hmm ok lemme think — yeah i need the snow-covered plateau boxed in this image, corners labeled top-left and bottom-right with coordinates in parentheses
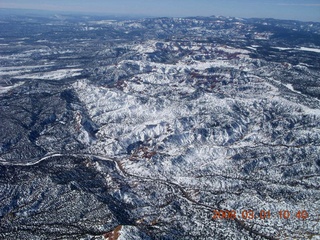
top-left (0, 13), bottom-right (319, 240)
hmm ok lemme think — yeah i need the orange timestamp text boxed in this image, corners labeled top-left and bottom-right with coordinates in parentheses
top-left (212, 209), bottom-right (309, 220)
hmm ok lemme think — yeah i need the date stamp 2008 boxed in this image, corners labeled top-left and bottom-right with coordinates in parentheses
top-left (212, 209), bottom-right (309, 220)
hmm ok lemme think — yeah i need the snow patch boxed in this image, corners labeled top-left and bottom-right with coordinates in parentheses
top-left (298, 47), bottom-right (320, 53)
top-left (13, 69), bottom-right (82, 80)
top-left (0, 82), bottom-right (24, 94)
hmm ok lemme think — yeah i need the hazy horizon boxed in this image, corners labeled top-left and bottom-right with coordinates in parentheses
top-left (1, 0), bottom-right (320, 22)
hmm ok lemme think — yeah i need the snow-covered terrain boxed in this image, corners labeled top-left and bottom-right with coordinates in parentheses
top-left (0, 13), bottom-right (319, 240)
top-left (13, 68), bottom-right (83, 80)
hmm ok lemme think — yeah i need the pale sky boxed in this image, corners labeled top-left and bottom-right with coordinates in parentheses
top-left (1, 0), bottom-right (320, 22)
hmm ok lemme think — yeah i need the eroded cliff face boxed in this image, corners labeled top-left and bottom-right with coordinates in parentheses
top-left (0, 14), bottom-right (319, 239)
